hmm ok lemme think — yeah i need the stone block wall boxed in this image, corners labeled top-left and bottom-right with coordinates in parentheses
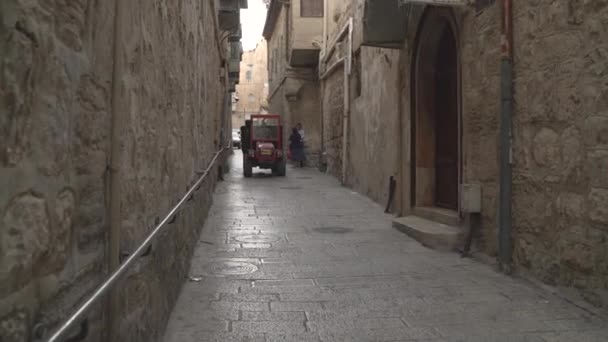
top-left (0, 0), bottom-right (228, 341)
top-left (399, 1), bottom-right (608, 308)
top-left (321, 70), bottom-right (344, 177)
top-left (459, 4), bottom-right (501, 255)
top-left (510, 0), bottom-right (608, 307)
top-left (1, 0), bottom-right (115, 340)
top-left (348, 47), bottom-right (401, 205)
top-left (285, 77), bottom-right (323, 167)
top-left (267, 5), bottom-right (287, 94)
top-left (320, 1), bottom-right (403, 203)
top-left (268, 69), bottom-right (322, 168)
top-left (234, 39), bottom-right (269, 118)
top-left (320, 0), bottom-right (607, 309)
top-left (266, 1), bottom-right (323, 168)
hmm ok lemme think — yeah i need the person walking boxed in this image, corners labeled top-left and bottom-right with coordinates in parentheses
top-left (296, 123), bottom-right (305, 142)
top-left (289, 127), bottom-right (306, 167)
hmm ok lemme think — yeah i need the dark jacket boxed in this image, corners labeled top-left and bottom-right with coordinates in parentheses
top-left (289, 130), bottom-right (303, 150)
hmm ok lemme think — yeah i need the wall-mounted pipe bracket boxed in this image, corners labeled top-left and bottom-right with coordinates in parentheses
top-left (119, 245), bottom-right (153, 264)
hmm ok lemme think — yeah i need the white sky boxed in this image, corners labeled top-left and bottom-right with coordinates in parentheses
top-left (241, 0), bottom-right (268, 51)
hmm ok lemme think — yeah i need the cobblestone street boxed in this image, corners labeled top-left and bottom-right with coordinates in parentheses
top-left (164, 152), bottom-right (608, 342)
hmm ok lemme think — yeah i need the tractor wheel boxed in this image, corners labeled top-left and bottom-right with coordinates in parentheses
top-left (243, 156), bottom-right (253, 178)
top-left (276, 160), bottom-right (286, 177)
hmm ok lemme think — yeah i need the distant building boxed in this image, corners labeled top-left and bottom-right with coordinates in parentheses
top-left (232, 39), bottom-right (269, 129)
top-left (263, 0), bottom-right (324, 165)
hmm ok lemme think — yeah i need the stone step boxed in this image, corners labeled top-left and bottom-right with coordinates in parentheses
top-left (393, 216), bottom-right (464, 252)
top-left (411, 206), bottom-right (460, 226)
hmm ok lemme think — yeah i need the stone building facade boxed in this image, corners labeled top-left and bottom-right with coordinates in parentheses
top-left (317, 0), bottom-right (608, 310)
top-left (0, 0), bottom-right (243, 341)
top-left (263, 0), bottom-right (324, 166)
top-left (232, 39), bottom-right (269, 129)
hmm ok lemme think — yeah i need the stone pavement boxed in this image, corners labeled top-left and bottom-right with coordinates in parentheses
top-left (163, 152), bottom-right (608, 342)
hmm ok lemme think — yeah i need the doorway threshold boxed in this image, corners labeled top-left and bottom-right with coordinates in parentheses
top-left (393, 215), bottom-right (464, 252)
top-left (411, 206), bottom-right (460, 226)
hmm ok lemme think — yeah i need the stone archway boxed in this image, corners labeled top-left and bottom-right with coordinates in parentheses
top-left (411, 7), bottom-right (460, 211)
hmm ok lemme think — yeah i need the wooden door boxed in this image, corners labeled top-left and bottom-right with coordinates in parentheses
top-left (434, 27), bottom-right (458, 210)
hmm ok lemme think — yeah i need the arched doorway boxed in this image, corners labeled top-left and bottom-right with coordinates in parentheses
top-left (411, 7), bottom-right (460, 211)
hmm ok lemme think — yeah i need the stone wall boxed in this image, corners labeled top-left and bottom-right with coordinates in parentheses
top-left (266, 2), bottom-right (322, 167)
top-left (324, 0), bottom-right (351, 47)
top-left (268, 68), bottom-right (322, 167)
top-left (456, 4), bottom-right (501, 255)
top-left (320, 70), bottom-right (344, 177)
top-left (267, 5), bottom-right (287, 93)
top-left (291, 0), bottom-right (324, 51)
top-left (0, 0), bottom-right (228, 341)
top-left (347, 47), bottom-right (401, 205)
top-left (510, 0), bottom-right (608, 307)
top-left (284, 72), bottom-right (322, 166)
top-left (1, 0), bottom-right (115, 340)
top-left (396, 0), bottom-right (608, 309)
top-left (320, 0), bottom-right (608, 309)
top-left (320, 1), bottom-right (402, 201)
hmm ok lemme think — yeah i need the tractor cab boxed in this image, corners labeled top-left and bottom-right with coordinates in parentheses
top-left (240, 115), bottom-right (285, 177)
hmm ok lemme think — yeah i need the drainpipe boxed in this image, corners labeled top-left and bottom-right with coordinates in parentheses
top-left (285, 1), bottom-right (290, 62)
top-left (340, 18), bottom-right (353, 185)
top-left (498, 0), bottom-right (513, 273)
top-left (323, 0), bottom-right (328, 52)
top-left (106, 0), bottom-right (124, 339)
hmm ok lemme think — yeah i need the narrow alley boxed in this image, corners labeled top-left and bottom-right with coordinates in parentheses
top-left (3, 1), bottom-right (608, 341)
top-left (163, 152), bottom-right (608, 342)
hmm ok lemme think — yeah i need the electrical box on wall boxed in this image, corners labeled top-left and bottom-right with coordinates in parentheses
top-left (461, 184), bottom-right (481, 213)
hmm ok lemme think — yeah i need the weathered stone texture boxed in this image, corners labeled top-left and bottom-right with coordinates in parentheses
top-left (0, 0), bottom-right (112, 330)
top-left (233, 39), bottom-right (269, 129)
top-left (321, 71), bottom-right (344, 177)
top-left (266, 3), bottom-right (322, 168)
top-left (0, 309), bottom-right (29, 342)
top-left (317, 0), bottom-right (608, 309)
top-left (458, 4), bottom-right (501, 255)
top-left (268, 69), bottom-right (322, 167)
top-left (348, 47), bottom-right (401, 205)
top-left (1, 0), bottom-right (228, 340)
top-left (510, 0), bottom-right (608, 307)
top-left (112, 1), bottom-right (226, 340)
top-left (1, 193), bottom-right (53, 309)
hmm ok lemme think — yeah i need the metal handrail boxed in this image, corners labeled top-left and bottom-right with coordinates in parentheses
top-left (43, 147), bottom-right (227, 342)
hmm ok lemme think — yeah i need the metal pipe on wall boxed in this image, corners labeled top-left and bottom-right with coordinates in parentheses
top-left (323, 0), bottom-right (328, 53)
top-left (340, 18), bottom-right (353, 185)
top-left (498, 0), bottom-right (513, 273)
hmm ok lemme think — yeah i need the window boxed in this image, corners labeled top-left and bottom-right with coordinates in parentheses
top-left (246, 70), bottom-right (252, 81)
top-left (301, 0), bottom-right (323, 17)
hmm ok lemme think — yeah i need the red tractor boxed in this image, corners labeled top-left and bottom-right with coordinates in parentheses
top-left (240, 115), bottom-right (286, 177)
